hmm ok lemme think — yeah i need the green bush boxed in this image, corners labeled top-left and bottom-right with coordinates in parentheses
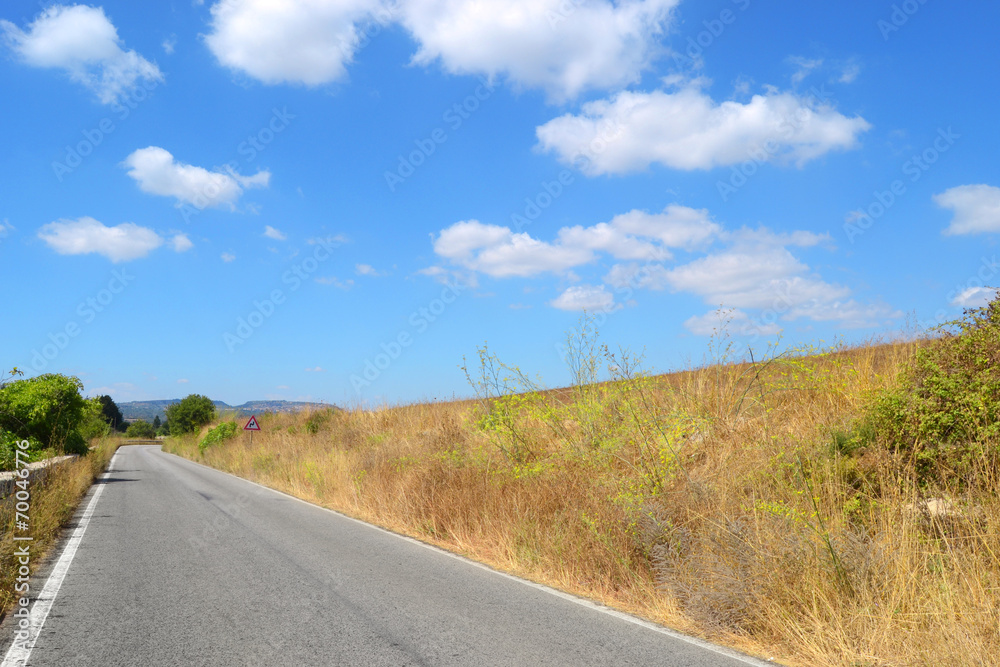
top-left (863, 297), bottom-right (1000, 483)
top-left (0, 374), bottom-right (88, 453)
top-left (125, 420), bottom-right (157, 439)
top-left (200, 421), bottom-right (237, 452)
top-left (78, 397), bottom-right (111, 441)
top-left (0, 430), bottom-right (46, 470)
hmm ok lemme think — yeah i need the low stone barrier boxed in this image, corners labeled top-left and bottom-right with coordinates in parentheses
top-left (0, 455), bottom-right (78, 498)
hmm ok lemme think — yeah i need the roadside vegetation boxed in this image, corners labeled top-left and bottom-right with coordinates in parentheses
top-left (164, 302), bottom-right (1000, 666)
top-left (0, 369), bottom-right (123, 618)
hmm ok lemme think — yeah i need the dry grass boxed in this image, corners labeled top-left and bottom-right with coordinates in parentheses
top-left (165, 337), bottom-right (1000, 666)
top-left (0, 437), bottom-right (119, 617)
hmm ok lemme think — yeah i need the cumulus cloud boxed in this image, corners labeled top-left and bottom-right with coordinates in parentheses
top-left (171, 233), bottom-right (193, 252)
top-left (355, 263), bottom-right (385, 276)
top-left (315, 276), bottom-right (354, 289)
top-left (951, 286), bottom-right (1000, 308)
top-left (551, 285), bottom-right (617, 312)
top-left (935, 184), bottom-right (1000, 235)
top-left (431, 205), bottom-right (718, 278)
top-left (684, 308), bottom-right (780, 337)
top-left (428, 207), bottom-right (894, 330)
top-left (399, 0), bottom-right (678, 101)
top-left (655, 230), bottom-right (898, 333)
top-left (264, 225), bottom-right (286, 240)
top-left (37, 217), bottom-right (163, 262)
top-left (202, 0), bottom-right (677, 100)
top-left (122, 147), bottom-right (269, 210)
top-left (1, 5), bottom-right (162, 104)
top-left (536, 84), bottom-right (871, 175)
top-left (205, 0), bottom-right (388, 85)
top-left (221, 252), bottom-right (236, 262)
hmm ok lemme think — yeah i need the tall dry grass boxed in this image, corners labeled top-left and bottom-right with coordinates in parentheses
top-left (166, 335), bottom-right (1000, 666)
top-left (0, 437), bottom-right (119, 617)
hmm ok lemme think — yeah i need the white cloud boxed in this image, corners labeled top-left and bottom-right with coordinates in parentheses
top-left (399, 0), bottom-right (678, 101)
top-left (431, 205), bottom-right (718, 278)
top-left (1, 5), bottom-right (162, 104)
top-left (37, 217), bottom-right (163, 262)
top-left (123, 146), bottom-right (269, 210)
top-left (264, 225), bottom-right (286, 240)
top-left (788, 56), bottom-right (823, 84)
top-left (355, 263), bottom-right (384, 276)
top-left (684, 308), bottom-right (780, 337)
top-left (315, 276), bottom-right (354, 289)
top-left (205, 0), bottom-right (386, 85)
top-left (935, 184), bottom-right (1000, 235)
top-left (550, 285), bottom-right (617, 312)
top-left (951, 286), bottom-right (1000, 309)
top-left (606, 205), bottom-right (720, 248)
top-left (433, 220), bottom-right (594, 278)
top-left (171, 233), bottom-right (193, 252)
top-left (655, 229), bottom-right (897, 332)
top-left (221, 252), bottom-right (236, 262)
top-left (305, 366), bottom-right (325, 372)
top-left (536, 84), bottom-right (871, 175)
top-left (177, 378), bottom-right (189, 384)
top-left (839, 62), bottom-right (860, 84)
top-left (0, 219), bottom-right (13, 239)
top-left (162, 36), bottom-right (176, 55)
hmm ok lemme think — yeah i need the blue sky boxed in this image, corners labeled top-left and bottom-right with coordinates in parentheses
top-left (2, 0), bottom-right (999, 407)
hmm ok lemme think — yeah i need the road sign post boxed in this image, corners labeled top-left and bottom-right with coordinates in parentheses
top-left (244, 415), bottom-right (261, 446)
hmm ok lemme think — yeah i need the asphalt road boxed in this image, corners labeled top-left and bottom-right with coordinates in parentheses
top-left (2, 445), bottom-right (772, 666)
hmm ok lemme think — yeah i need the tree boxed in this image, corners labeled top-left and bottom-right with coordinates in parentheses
top-left (165, 395), bottom-right (216, 434)
top-left (125, 420), bottom-right (156, 439)
top-left (0, 374), bottom-right (89, 454)
top-left (78, 397), bottom-right (110, 440)
top-left (153, 415), bottom-right (161, 430)
top-left (97, 395), bottom-right (126, 432)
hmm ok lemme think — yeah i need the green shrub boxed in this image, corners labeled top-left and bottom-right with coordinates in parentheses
top-left (863, 297), bottom-right (1000, 483)
top-left (0, 430), bottom-right (50, 470)
top-left (200, 421), bottom-right (238, 452)
top-left (125, 420), bottom-right (157, 439)
top-left (0, 373), bottom-right (89, 454)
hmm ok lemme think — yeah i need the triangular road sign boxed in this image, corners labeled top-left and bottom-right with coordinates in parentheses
top-left (243, 415), bottom-right (261, 431)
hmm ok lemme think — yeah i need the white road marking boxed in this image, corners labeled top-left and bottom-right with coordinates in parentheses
top-left (1, 452), bottom-right (119, 667)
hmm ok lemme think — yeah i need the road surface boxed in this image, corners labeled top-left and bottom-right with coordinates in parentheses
top-left (1, 445), bottom-right (772, 666)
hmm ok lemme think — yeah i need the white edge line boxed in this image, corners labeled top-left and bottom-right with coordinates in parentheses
top-left (1, 452), bottom-right (119, 667)
top-left (159, 447), bottom-right (777, 666)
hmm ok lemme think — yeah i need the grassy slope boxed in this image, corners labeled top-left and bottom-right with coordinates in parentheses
top-left (165, 339), bottom-right (1000, 666)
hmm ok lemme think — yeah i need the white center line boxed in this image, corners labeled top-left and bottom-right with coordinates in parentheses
top-left (2, 452), bottom-right (118, 667)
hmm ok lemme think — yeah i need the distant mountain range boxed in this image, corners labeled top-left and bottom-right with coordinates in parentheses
top-left (119, 399), bottom-right (334, 422)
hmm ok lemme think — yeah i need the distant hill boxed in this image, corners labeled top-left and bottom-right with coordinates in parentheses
top-left (119, 399), bottom-right (334, 422)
